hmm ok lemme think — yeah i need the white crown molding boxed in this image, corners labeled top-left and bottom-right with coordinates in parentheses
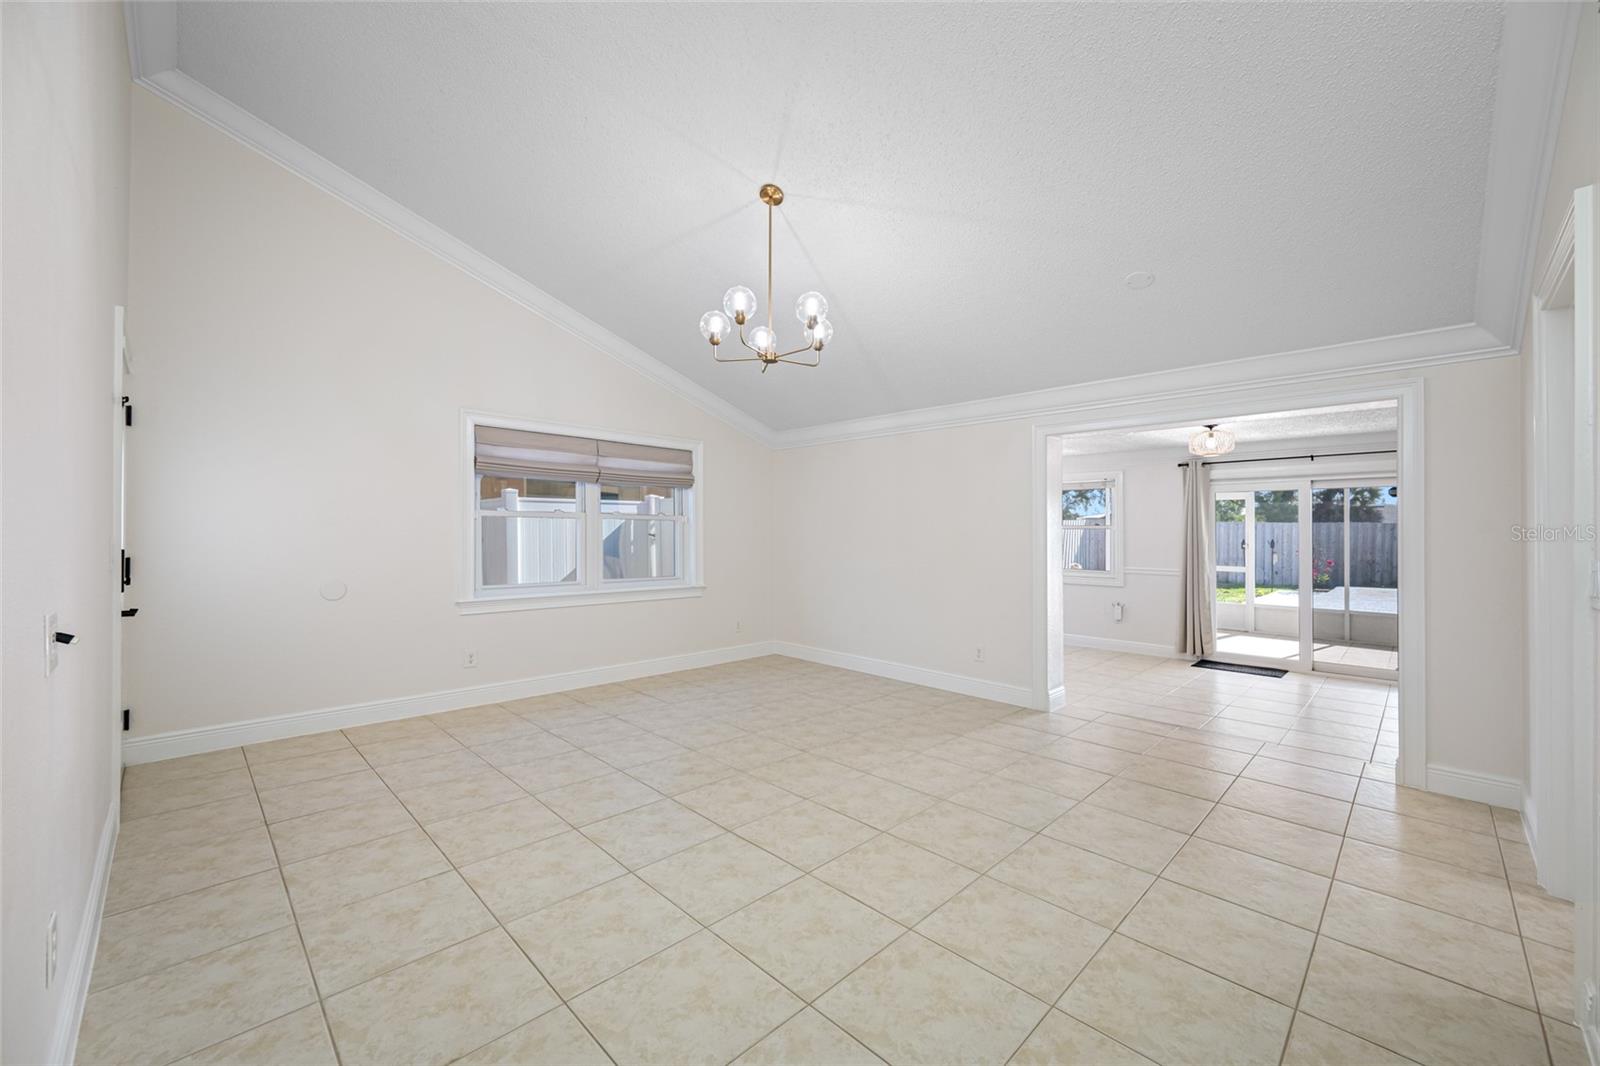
top-left (1534, 198), bottom-right (1578, 307)
top-left (123, 0), bottom-right (175, 80)
top-left (1473, 0), bottom-right (1584, 348)
top-left (122, 1), bottom-right (1571, 452)
top-left (773, 323), bottom-right (1509, 448)
top-left (131, 65), bottom-right (779, 447)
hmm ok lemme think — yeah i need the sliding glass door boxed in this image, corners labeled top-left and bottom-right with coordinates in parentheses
top-left (1208, 474), bottom-right (1398, 675)
top-left (1211, 485), bottom-right (1305, 666)
top-left (1310, 481), bottom-right (1399, 672)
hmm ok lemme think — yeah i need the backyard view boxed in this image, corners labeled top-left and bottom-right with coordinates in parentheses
top-left (1214, 485), bottom-right (1398, 615)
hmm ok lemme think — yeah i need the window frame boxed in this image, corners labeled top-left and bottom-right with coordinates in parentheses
top-left (1061, 470), bottom-right (1124, 587)
top-left (458, 411), bottom-right (704, 613)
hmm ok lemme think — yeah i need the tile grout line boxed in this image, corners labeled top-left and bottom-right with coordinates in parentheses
top-left (1495, 819), bottom-right (1560, 1066)
top-left (101, 654), bottom-right (1421, 1066)
top-left (238, 747), bottom-right (346, 1066)
top-left (332, 720), bottom-right (630, 1066)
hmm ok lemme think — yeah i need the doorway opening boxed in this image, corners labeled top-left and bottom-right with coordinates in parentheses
top-left (1037, 393), bottom-right (1417, 783)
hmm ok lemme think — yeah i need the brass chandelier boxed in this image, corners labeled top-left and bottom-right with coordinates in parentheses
top-left (698, 184), bottom-right (832, 371)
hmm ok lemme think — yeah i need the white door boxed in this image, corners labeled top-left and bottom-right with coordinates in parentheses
top-left (111, 307), bottom-right (128, 772)
top-left (1572, 184), bottom-right (1599, 1050)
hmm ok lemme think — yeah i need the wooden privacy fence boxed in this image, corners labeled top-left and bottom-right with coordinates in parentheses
top-left (1214, 521), bottom-right (1397, 589)
top-left (1064, 527), bottom-right (1108, 572)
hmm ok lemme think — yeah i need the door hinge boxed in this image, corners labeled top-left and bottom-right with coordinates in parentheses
top-left (120, 608), bottom-right (138, 618)
top-left (121, 396), bottom-right (132, 426)
top-left (121, 708), bottom-right (130, 732)
top-left (121, 550), bottom-right (131, 590)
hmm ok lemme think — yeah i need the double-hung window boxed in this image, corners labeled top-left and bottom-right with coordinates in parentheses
top-left (465, 419), bottom-right (700, 610)
top-left (1062, 472), bottom-right (1123, 585)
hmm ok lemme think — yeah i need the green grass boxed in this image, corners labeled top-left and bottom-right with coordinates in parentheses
top-left (1214, 586), bottom-right (1290, 603)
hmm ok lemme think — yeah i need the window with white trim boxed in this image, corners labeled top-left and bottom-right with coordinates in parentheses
top-left (1062, 472), bottom-right (1123, 585)
top-left (466, 419), bottom-right (699, 608)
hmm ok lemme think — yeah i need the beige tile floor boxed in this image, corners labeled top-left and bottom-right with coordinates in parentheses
top-left (79, 650), bottom-right (1580, 1065)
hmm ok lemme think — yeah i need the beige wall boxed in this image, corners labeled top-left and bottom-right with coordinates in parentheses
top-left (1, 3), bottom-right (130, 1061)
top-left (123, 89), bottom-right (775, 738)
top-left (775, 356), bottom-right (1530, 785)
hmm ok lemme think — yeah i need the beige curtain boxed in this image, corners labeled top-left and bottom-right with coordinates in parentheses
top-left (1179, 459), bottom-right (1214, 658)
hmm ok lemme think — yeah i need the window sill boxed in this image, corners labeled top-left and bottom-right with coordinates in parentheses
top-left (1063, 572), bottom-right (1125, 588)
top-left (457, 584), bottom-right (706, 614)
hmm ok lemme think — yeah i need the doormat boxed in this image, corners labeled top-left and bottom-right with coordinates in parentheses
top-left (1192, 659), bottom-right (1287, 678)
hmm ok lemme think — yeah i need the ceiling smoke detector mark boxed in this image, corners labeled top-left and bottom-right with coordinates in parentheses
top-left (1124, 271), bottom-right (1156, 290)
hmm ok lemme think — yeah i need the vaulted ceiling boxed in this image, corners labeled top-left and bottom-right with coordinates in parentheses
top-left (132, 2), bottom-right (1574, 434)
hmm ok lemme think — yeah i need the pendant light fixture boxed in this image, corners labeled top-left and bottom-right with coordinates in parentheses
top-left (1189, 424), bottom-right (1237, 457)
top-left (698, 184), bottom-right (832, 372)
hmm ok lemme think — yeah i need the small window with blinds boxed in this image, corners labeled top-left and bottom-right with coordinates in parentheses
top-left (464, 418), bottom-right (699, 607)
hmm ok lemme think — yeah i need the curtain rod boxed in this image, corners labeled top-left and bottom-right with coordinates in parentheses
top-left (1176, 448), bottom-right (1397, 469)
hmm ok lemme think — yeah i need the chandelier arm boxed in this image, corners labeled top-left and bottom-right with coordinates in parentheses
top-left (735, 323), bottom-right (759, 355)
top-left (774, 342), bottom-right (818, 360)
top-left (777, 352), bottom-right (822, 368)
top-left (712, 350), bottom-right (764, 363)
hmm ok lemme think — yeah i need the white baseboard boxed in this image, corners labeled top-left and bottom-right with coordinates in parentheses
top-left (1426, 764), bottom-right (1524, 809)
top-left (50, 797), bottom-right (118, 1066)
top-left (1062, 634), bottom-right (1184, 659)
top-left (1047, 685), bottom-right (1067, 712)
top-left (771, 641), bottom-right (1033, 708)
top-left (124, 642), bottom-right (780, 764)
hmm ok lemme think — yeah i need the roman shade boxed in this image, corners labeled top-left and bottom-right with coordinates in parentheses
top-left (474, 427), bottom-right (601, 482)
top-left (597, 440), bottom-right (695, 488)
top-left (474, 426), bottom-right (694, 488)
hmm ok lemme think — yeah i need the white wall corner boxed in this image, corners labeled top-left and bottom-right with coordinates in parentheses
top-left (48, 801), bottom-right (118, 1066)
top-left (123, 0), bottom-right (176, 80)
top-left (1472, 0), bottom-right (1584, 349)
top-left (1426, 764), bottom-right (1524, 810)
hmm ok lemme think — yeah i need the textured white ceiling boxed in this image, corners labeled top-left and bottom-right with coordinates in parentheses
top-left (172, 2), bottom-right (1505, 430)
top-left (1060, 401), bottom-right (1399, 455)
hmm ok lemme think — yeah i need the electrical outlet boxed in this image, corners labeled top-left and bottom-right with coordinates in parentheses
top-left (1584, 980), bottom-right (1597, 1024)
top-left (44, 912), bottom-right (57, 988)
top-left (735, 620), bottom-right (743, 634)
top-left (975, 646), bottom-right (986, 663)
top-left (462, 650), bottom-right (478, 669)
top-left (43, 613), bottom-right (59, 675)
